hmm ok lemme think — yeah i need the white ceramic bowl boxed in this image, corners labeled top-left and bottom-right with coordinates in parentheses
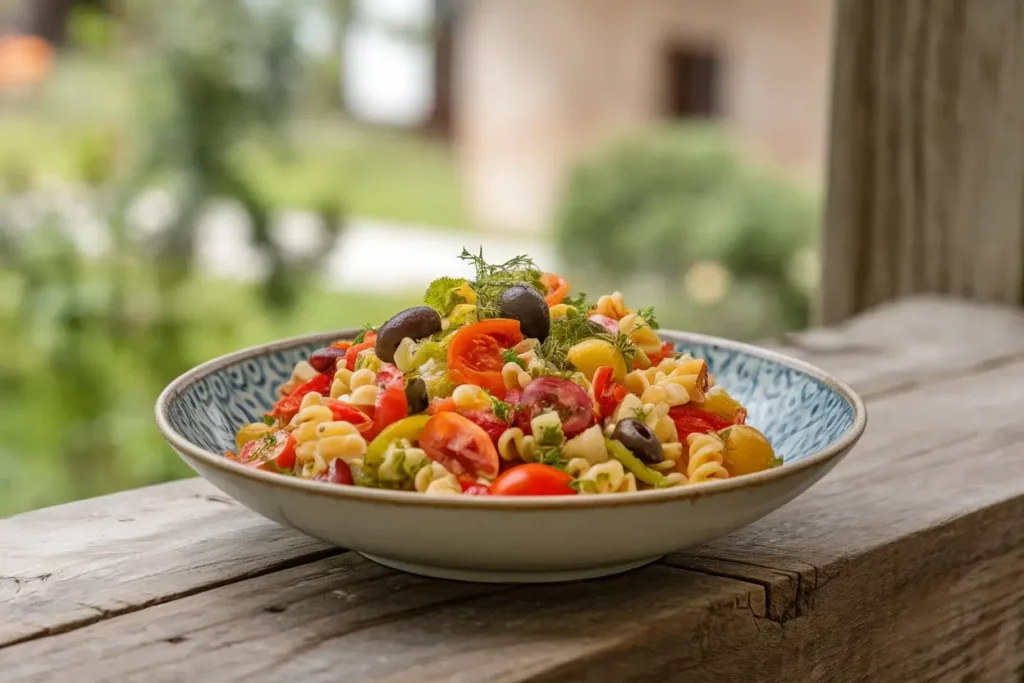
top-left (156, 328), bottom-right (866, 583)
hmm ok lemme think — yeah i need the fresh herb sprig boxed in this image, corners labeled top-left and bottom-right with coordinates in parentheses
top-left (458, 248), bottom-right (545, 320)
top-left (540, 308), bottom-right (639, 371)
top-left (636, 305), bottom-right (659, 329)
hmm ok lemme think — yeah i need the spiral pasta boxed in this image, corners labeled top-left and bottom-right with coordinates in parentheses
top-left (574, 459), bottom-right (637, 494)
top-left (330, 367), bottom-right (354, 399)
top-left (414, 461), bottom-right (461, 495)
top-left (686, 432), bottom-right (729, 483)
top-left (497, 427), bottom-right (538, 462)
top-left (593, 291), bottom-right (630, 320)
top-left (562, 425), bottom-right (609, 465)
top-left (618, 313), bottom-right (662, 357)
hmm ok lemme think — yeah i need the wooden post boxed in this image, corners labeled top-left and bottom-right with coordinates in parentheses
top-left (820, 0), bottom-right (1024, 324)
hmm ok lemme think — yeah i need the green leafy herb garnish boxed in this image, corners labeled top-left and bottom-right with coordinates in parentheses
top-left (353, 323), bottom-right (376, 344)
top-left (771, 455), bottom-right (784, 468)
top-left (538, 446), bottom-right (567, 468)
top-left (262, 414), bottom-right (276, 426)
top-left (423, 276), bottom-right (470, 316)
top-left (488, 394), bottom-right (512, 422)
top-left (636, 305), bottom-right (659, 329)
top-left (501, 348), bottom-right (525, 369)
top-left (632, 406), bottom-right (650, 422)
top-left (458, 248), bottom-right (544, 319)
top-left (611, 332), bottom-right (639, 367)
top-left (563, 291), bottom-right (590, 310)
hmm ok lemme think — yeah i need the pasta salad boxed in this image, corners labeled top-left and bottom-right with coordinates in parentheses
top-left (228, 250), bottom-right (782, 496)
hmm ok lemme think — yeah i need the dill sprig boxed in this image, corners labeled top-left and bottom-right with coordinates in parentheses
top-left (458, 248), bottom-right (545, 320)
top-left (540, 308), bottom-right (638, 371)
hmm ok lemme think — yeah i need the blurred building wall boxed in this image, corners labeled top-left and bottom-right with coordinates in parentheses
top-left (455, 0), bottom-right (834, 232)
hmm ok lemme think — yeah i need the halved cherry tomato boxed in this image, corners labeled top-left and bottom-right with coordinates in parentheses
top-left (491, 463), bottom-right (576, 496)
top-left (233, 431), bottom-right (297, 472)
top-left (517, 376), bottom-right (593, 437)
top-left (419, 412), bottom-right (500, 480)
top-left (669, 405), bottom-right (733, 440)
top-left (322, 399), bottom-right (373, 432)
top-left (365, 366), bottom-right (408, 439)
top-left (428, 397), bottom-right (457, 415)
top-left (447, 319), bottom-right (523, 398)
top-left (588, 314), bottom-right (619, 336)
top-left (541, 272), bottom-right (570, 307)
top-left (592, 366), bottom-right (630, 419)
top-left (460, 481), bottom-right (491, 496)
top-left (642, 341), bottom-right (677, 368)
top-left (315, 458), bottom-right (353, 485)
top-left (459, 409), bottom-right (508, 444)
top-left (344, 331), bottom-right (378, 371)
top-left (270, 372), bottom-right (333, 423)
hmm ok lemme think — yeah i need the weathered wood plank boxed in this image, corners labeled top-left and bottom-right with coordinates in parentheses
top-left (821, 0), bottom-right (1024, 323)
top-left (0, 478), bottom-right (338, 647)
top-left (0, 557), bottom-right (770, 683)
top-left (666, 353), bottom-right (1024, 680)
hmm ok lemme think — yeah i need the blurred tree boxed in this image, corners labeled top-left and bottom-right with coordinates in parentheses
top-left (0, 0), bottom-right (344, 512)
top-left (554, 123), bottom-right (819, 340)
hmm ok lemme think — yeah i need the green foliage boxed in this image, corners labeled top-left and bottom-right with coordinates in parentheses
top-left (554, 123), bottom-right (819, 339)
top-left (423, 276), bottom-right (469, 315)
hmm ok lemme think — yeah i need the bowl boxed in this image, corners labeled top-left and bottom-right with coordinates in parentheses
top-left (156, 328), bottom-right (866, 583)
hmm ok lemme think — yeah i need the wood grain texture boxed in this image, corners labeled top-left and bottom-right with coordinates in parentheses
top-left (4, 298), bottom-right (1024, 682)
top-left (0, 557), bottom-right (774, 683)
top-left (821, 0), bottom-right (1024, 324)
top-left (0, 478), bottom-right (338, 647)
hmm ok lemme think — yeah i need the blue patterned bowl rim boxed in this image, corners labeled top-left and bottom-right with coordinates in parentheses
top-left (155, 328), bottom-right (867, 509)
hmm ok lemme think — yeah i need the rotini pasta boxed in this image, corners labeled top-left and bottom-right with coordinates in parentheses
top-left (686, 432), bottom-right (729, 483)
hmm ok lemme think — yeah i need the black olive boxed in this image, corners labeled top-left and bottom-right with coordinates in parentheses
top-left (308, 346), bottom-right (346, 374)
top-left (498, 285), bottom-right (551, 341)
top-left (375, 306), bottom-right (442, 364)
top-left (611, 418), bottom-right (663, 464)
top-left (405, 377), bottom-right (429, 415)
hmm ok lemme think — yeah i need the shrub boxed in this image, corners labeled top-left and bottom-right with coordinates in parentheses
top-left (554, 123), bottom-right (819, 338)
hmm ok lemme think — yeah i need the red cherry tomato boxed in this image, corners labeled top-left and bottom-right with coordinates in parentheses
top-left (270, 372), bottom-right (333, 423)
top-left (322, 399), bottom-right (373, 432)
top-left (459, 409), bottom-right (509, 444)
top-left (460, 481), bottom-right (491, 496)
top-left (588, 314), bottom-right (619, 336)
top-left (234, 431), bottom-right (297, 472)
top-left (668, 405), bottom-right (733, 440)
top-left (428, 397), bottom-right (457, 415)
top-left (491, 464), bottom-right (576, 496)
top-left (343, 331), bottom-right (378, 371)
top-left (540, 272), bottom-right (570, 307)
top-left (592, 366), bottom-right (630, 419)
top-left (365, 366), bottom-right (408, 439)
top-left (419, 412), bottom-right (500, 480)
top-left (315, 458), bottom-right (353, 485)
top-left (518, 376), bottom-right (594, 437)
top-left (641, 341), bottom-right (677, 368)
top-left (447, 319), bottom-right (523, 399)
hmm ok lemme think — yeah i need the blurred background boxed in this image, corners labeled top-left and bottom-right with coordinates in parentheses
top-left (0, 0), bottom-right (830, 515)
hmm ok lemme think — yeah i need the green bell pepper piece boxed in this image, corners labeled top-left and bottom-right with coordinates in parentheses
top-left (606, 438), bottom-right (672, 488)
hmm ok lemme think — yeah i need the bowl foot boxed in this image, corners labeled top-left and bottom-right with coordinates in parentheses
top-left (360, 553), bottom-right (663, 584)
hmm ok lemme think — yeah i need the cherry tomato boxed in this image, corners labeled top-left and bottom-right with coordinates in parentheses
top-left (365, 366), bottom-right (408, 439)
top-left (447, 319), bottom-right (523, 398)
top-left (592, 366), bottom-right (630, 419)
top-left (460, 481), bottom-right (491, 496)
top-left (343, 331), bottom-right (378, 371)
top-left (233, 431), bottom-right (297, 472)
top-left (270, 372), bottom-right (333, 423)
top-left (491, 463), bottom-right (576, 496)
top-left (419, 412), bottom-right (500, 480)
top-left (540, 272), bottom-right (570, 307)
top-left (322, 399), bottom-right (373, 432)
top-left (669, 405), bottom-right (734, 440)
top-left (459, 409), bottom-right (508, 444)
top-left (315, 458), bottom-right (353, 485)
top-left (642, 341), bottom-right (677, 368)
top-left (428, 396), bottom-right (457, 415)
top-left (518, 376), bottom-right (594, 437)
top-left (588, 314), bottom-right (619, 336)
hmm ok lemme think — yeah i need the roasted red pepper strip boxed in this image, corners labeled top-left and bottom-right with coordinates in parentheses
top-left (668, 405), bottom-right (733, 440)
top-left (592, 366), bottom-right (630, 419)
top-left (270, 372), bottom-right (333, 423)
top-left (364, 365), bottom-right (408, 439)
